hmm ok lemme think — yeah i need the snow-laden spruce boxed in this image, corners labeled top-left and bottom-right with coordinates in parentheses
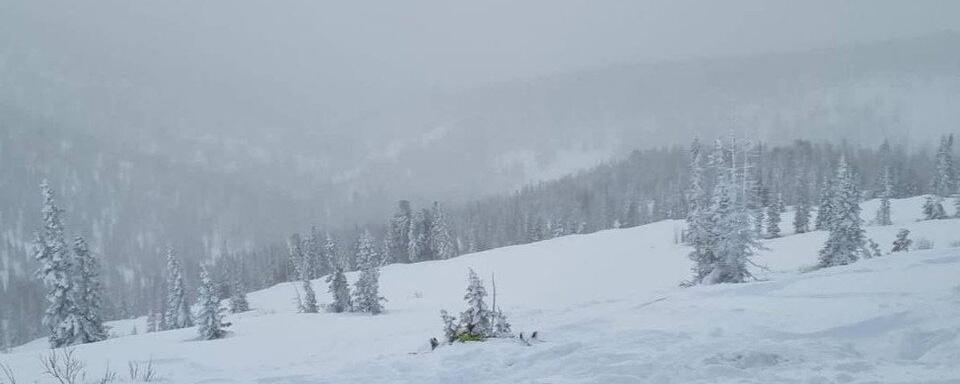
top-left (34, 181), bottom-right (79, 348)
top-left (874, 166), bottom-right (894, 226)
top-left (326, 259), bottom-right (352, 313)
top-left (892, 228), bottom-right (912, 253)
top-left (196, 266), bottom-right (230, 340)
top-left (71, 235), bottom-right (107, 344)
top-left (163, 247), bottom-right (193, 330)
top-left (932, 134), bottom-right (955, 199)
top-left (793, 174), bottom-right (812, 234)
top-left (686, 137), bottom-right (759, 285)
top-left (229, 274), bottom-right (250, 314)
top-left (429, 202), bottom-right (456, 260)
top-left (818, 157), bottom-right (866, 268)
top-left (437, 268), bottom-right (512, 343)
top-left (765, 193), bottom-right (783, 238)
top-left (922, 195), bottom-right (947, 220)
top-left (353, 230), bottom-right (386, 314)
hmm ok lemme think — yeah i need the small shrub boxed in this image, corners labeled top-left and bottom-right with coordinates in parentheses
top-left (916, 238), bottom-right (935, 250)
top-left (128, 359), bottom-right (161, 382)
top-left (455, 331), bottom-right (484, 343)
top-left (40, 349), bottom-right (84, 384)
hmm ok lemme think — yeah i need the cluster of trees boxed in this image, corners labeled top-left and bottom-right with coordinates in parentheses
top-left (9, 133), bottom-right (960, 350)
top-left (295, 230), bottom-right (386, 316)
top-left (439, 269), bottom-right (511, 344)
top-left (33, 181), bottom-right (107, 348)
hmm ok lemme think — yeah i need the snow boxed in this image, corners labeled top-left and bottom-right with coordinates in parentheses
top-left (3, 196), bottom-right (960, 383)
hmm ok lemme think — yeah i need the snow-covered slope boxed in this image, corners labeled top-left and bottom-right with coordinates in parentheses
top-left (4, 196), bottom-right (960, 383)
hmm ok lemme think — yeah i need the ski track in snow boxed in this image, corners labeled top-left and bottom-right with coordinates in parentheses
top-left (3, 196), bottom-right (960, 383)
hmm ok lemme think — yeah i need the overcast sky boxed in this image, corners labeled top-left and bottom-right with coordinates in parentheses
top-left (5, 0), bottom-right (960, 89)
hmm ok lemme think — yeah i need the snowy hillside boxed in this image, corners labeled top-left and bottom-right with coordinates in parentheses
top-left (4, 196), bottom-right (960, 383)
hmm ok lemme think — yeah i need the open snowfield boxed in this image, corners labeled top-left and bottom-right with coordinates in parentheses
top-left (4, 196), bottom-right (960, 383)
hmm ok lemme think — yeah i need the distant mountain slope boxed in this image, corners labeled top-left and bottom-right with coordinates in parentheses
top-left (5, 196), bottom-right (960, 383)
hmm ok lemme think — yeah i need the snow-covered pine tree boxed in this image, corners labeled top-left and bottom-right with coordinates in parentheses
top-left (229, 276), bottom-right (249, 313)
top-left (388, 200), bottom-right (413, 264)
top-left (430, 202), bottom-right (456, 260)
top-left (72, 236), bottom-right (107, 344)
top-left (891, 228), bottom-right (912, 252)
top-left (408, 209), bottom-right (434, 262)
top-left (323, 233), bottom-right (339, 272)
top-left (459, 268), bottom-right (492, 338)
top-left (866, 238), bottom-right (883, 258)
top-left (815, 179), bottom-right (835, 231)
top-left (765, 193), bottom-right (783, 238)
top-left (685, 139), bottom-right (718, 284)
top-left (932, 134), bottom-right (955, 198)
top-left (353, 230), bottom-right (386, 314)
top-left (306, 227), bottom-right (327, 278)
top-left (875, 166), bottom-right (893, 226)
top-left (34, 181), bottom-right (80, 348)
top-left (146, 310), bottom-right (158, 333)
top-left (440, 310), bottom-right (458, 343)
top-left (196, 267), bottom-right (229, 340)
top-left (922, 195), bottom-right (947, 220)
top-left (703, 163), bottom-right (758, 284)
top-left (793, 196), bottom-right (811, 234)
top-left (299, 278), bottom-right (318, 313)
top-left (818, 157), bottom-right (866, 268)
top-left (163, 247), bottom-right (193, 329)
top-left (326, 258), bottom-right (352, 313)
top-left (288, 233), bottom-right (306, 280)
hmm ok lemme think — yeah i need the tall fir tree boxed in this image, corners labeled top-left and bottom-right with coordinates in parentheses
top-left (299, 278), bottom-right (318, 313)
top-left (326, 257), bottom-right (352, 313)
top-left (163, 247), bottom-right (193, 329)
top-left (72, 236), bottom-right (107, 344)
top-left (922, 194), bottom-right (947, 220)
top-left (430, 202), bottom-right (456, 260)
top-left (875, 166), bottom-right (893, 226)
top-left (818, 157), bottom-right (866, 268)
top-left (765, 193), bottom-right (784, 238)
top-left (815, 178), bottom-right (835, 231)
top-left (196, 267), bottom-right (229, 340)
top-left (686, 138), bottom-right (717, 284)
top-left (353, 230), bottom-right (386, 314)
top-left (229, 276), bottom-right (249, 314)
top-left (387, 200), bottom-right (413, 264)
top-left (34, 181), bottom-right (79, 348)
top-left (932, 134), bottom-right (955, 197)
top-left (704, 164), bottom-right (758, 284)
top-left (459, 268), bottom-right (492, 338)
top-left (288, 233), bottom-right (306, 280)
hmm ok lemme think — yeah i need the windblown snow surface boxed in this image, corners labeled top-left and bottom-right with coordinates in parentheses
top-left (4, 196), bottom-right (960, 383)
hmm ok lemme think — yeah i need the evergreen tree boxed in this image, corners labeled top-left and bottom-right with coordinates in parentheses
top-left (818, 158), bottom-right (866, 268)
top-left (323, 233), bottom-right (339, 272)
top-left (440, 310), bottom-right (458, 343)
top-left (72, 236), bottom-right (107, 344)
top-left (353, 230), bottom-right (386, 314)
top-left (932, 134), bottom-right (955, 197)
top-left (430, 202), bottom-right (456, 260)
top-left (922, 195), bottom-right (947, 220)
top-left (299, 278), bottom-right (318, 313)
top-left (326, 260), bottom-right (352, 313)
top-left (146, 310), bottom-right (159, 333)
top-left (387, 200), bottom-right (413, 264)
top-left (163, 247), bottom-right (193, 329)
top-left (229, 277), bottom-right (249, 313)
top-left (459, 268), bottom-right (492, 337)
top-left (288, 233), bottom-right (306, 280)
top-left (34, 181), bottom-right (79, 348)
top-left (703, 166), bottom-right (758, 284)
top-left (815, 179), bottom-right (835, 230)
top-left (195, 267), bottom-right (229, 340)
top-left (306, 227), bottom-right (327, 278)
top-left (793, 171), bottom-right (812, 233)
top-left (765, 193), bottom-right (783, 238)
top-left (685, 139), bottom-right (718, 284)
top-left (866, 238), bottom-right (883, 258)
top-left (891, 229), bottom-right (912, 252)
top-left (408, 209), bottom-right (433, 262)
top-left (875, 166), bottom-right (893, 225)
